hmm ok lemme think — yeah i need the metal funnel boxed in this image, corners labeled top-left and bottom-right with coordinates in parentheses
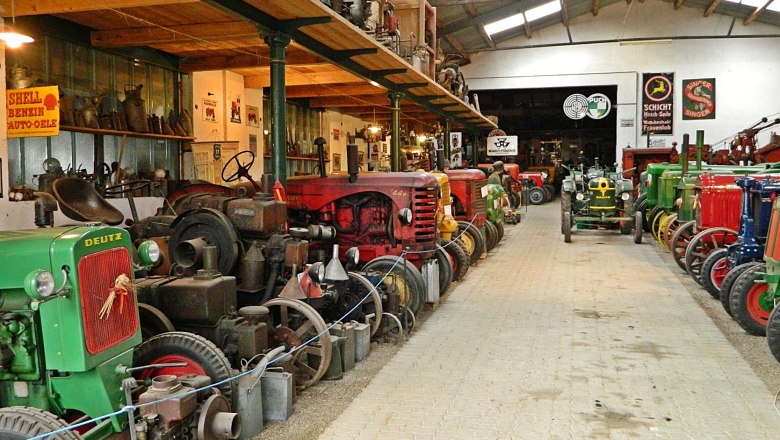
top-left (324, 244), bottom-right (349, 282)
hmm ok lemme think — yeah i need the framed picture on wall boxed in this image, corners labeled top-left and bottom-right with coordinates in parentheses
top-left (246, 105), bottom-right (259, 127)
top-left (358, 151), bottom-right (365, 166)
top-left (202, 98), bottom-right (217, 123)
top-left (333, 153), bottom-right (342, 172)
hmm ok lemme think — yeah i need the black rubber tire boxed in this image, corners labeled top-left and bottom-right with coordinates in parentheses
top-left (730, 266), bottom-right (770, 336)
top-left (434, 243), bottom-right (454, 294)
top-left (508, 191), bottom-right (521, 209)
top-left (494, 221), bottom-right (505, 243)
top-left (483, 222), bottom-right (498, 251)
top-left (0, 407), bottom-right (82, 440)
top-left (647, 205), bottom-right (664, 234)
top-left (439, 238), bottom-right (468, 283)
top-left (633, 212), bottom-right (643, 244)
top-left (620, 196), bottom-right (634, 235)
top-left (720, 262), bottom-right (762, 317)
top-left (363, 256), bottom-right (425, 315)
top-left (529, 187), bottom-right (546, 205)
top-left (766, 304), bottom-right (780, 362)
top-left (701, 248), bottom-right (728, 299)
top-left (635, 196), bottom-right (650, 233)
top-left (457, 221), bottom-right (486, 265)
top-left (564, 211), bottom-right (572, 243)
top-left (133, 331), bottom-right (235, 400)
top-left (543, 184), bottom-right (556, 201)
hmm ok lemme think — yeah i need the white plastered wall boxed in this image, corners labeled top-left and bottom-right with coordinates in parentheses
top-left (462, 0), bottom-right (780, 163)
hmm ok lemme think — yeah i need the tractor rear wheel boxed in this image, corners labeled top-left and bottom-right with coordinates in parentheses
top-left (685, 227), bottom-right (738, 286)
top-left (619, 196), bottom-right (634, 235)
top-left (634, 212), bottom-right (643, 244)
top-left (564, 212), bottom-right (572, 243)
top-left (647, 205), bottom-right (664, 234)
top-left (671, 221), bottom-right (696, 271)
top-left (0, 407), bottom-right (82, 440)
top-left (529, 187), bottom-right (546, 205)
top-left (658, 213), bottom-right (677, 251)
top-left (651, 211), bottom-right (668, 243)
top-left (134, 331), bottom-right (235, 399)
top-left (345, 272), bottom-right (384, 337)
top-left (544, 184), bottom-right (556, 201)
top-left (434, 242), bottom-right (454, 293)
top-left (561, 192), bottom-right (572, 234)
top-left (439, 238), bottom-right (468, 283)
top-left (730, 266), bottom-right (772, 336)
top-left (363, 256), bottom-right (426, 316)
top-left (483, 222), bottom-right (498, 251)
top-left (700, 248), bottom-right (728, 299)
top-left (720, 262), bottom-right (762, 317)
top-left (766, 305), bottom-right (780, 362)
top-left (494, 221), bottom-right (505, 243)
top-left (457, 221), bottom-right (486, 265)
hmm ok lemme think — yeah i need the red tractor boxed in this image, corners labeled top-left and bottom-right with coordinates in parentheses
top-left (477, 163), bottom-right (550, 205)
top-left (444, 168), bottom-right (489, 262)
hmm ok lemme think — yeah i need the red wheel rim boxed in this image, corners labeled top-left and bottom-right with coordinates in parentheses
top-left (137, 354), bottom-right (208, 380)
top-left (710, 258), bottom-right (729, 288)
top-left (746, 284), bottom-right (771, 326)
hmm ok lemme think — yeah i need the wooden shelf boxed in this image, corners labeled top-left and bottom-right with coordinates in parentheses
top-left (264, 155), bottom-right (329, 162)
top-left (61, 125), bottom-right (195, 141)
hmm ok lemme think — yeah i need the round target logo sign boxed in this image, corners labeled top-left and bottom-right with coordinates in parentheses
top-left (586, 93), bottom-right (611, 119)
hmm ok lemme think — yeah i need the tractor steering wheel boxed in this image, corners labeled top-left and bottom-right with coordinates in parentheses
top-left (104, 180), bottom-right (151, 197)
top-left (221, 151), bottom-right (255, 183)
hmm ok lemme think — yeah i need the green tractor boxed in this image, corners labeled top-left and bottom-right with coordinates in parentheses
top-left (561, 161), bottom-right (642, 244)
top-left (0, 225), bottom-right (240, 439)
top-left (483, 183), bottom-right (507, 250)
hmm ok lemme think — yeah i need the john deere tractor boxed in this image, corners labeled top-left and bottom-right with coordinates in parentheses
top-left (561, 160), bottom-right (642, 244)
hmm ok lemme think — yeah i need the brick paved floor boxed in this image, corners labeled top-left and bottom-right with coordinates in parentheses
top-left (320, 202), bottom-right (780, 439)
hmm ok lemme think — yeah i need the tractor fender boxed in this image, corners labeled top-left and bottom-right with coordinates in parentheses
top-left (615, 179), bottom-right (633, 195)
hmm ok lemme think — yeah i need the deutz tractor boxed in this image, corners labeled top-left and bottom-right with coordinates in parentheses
top-left (560, 161), bottom-right (642, 244)
top-left (0, 225), bottom-right (241, 440)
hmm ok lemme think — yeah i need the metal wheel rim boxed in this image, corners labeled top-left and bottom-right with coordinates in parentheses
top-left (458, 230), bottom-right (476, 256)
top-left (347, 272), bottom-right (384, 337)
top-left (746, 283), bottom-right (772, 326)
top-left (661, 214), bottom-right (679, 251)
top-left (685, 227), bottom-right (738, 281)
top-left (672, 221), bottom-right (696, 271)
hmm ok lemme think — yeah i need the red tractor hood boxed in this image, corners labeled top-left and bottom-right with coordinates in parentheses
top-left (444, 169), bottom-right (486, 181)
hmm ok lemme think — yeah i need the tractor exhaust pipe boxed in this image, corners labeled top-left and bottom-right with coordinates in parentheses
top-left (347, 143), bottom-right (359, 183)
top-left (173, 237), bottom-right (206, 268)
top-left (681, 135), bottom-right (689, 175)
top-left (436, 149), bottom-right (446, 171)
top-left (314, 137), bottom-right (328, 178)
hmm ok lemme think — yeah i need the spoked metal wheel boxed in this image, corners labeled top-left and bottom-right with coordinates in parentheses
top-left (660, 213), bottom-right (679, 252)
top-left (647, 206), bottom-right (664, 234)
top-left (263, 298), bottom-right (332, 388)
top-left (651, 211), bottom-right (669, 244)
top-left (671, 221), bottom-right (696, 271)
top-left (684, 227), bottom-right (738, 286)
top-left (344, 272), bottom-right (384, 337)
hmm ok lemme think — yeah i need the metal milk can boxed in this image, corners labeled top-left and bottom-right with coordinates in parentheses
top-left (123, 84), bottom-right (150, 132)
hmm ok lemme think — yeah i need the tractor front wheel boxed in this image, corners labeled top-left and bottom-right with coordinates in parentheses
top-left (529, 187), bottom-right (546, 205)
top-left (720, 262), bottom-right (762, 317)
top-left (766, 305), bottom-right (780, 362)
top-left (543, 184), bottom-right (556, 201)
top-left (671, 221), bottom-right (696, 271)
top-left (363, 256), bottom-right (426, 316)
top-left (685, 227), bottom-right (738, 286)
top-left (633, 212), bottom-right (643, 244)
top-left (457, 221), bottom-right (486, 264)
top-left (0, 407), bottom-right (82, 440)
top-left (564, 212), bottom-right (572, 243)
top-left (700, 248), bottom-right (728, 299)
top-left (134, 331), bottom-right (235, 399)
top-left (730, 266), bottom-right (772, 336)
top-left (435, 240), bottom-right (458, 290)
top-left (483, 222), bottom-right (498, 251)
top-left (494, 221), bottom-right (505, 243)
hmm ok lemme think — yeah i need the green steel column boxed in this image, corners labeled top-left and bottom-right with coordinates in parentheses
top-left (389, 91), bottom-right (403, 172)
top-left (696, 129), bottom-right (704, 171)
top-left (444, 119), bottom-right (451, 162)
top-left (264, 32), bottom-right (291, 186)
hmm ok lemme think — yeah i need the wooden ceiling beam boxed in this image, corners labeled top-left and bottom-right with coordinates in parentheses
top-left (592, 0), bottom-right (601, 16)
top-left (744, 0), bottom-right (772, 24)
top-left (180, 50), bottom-right (321, 73)
top-left (91, 21), bottom-right (258, 48)
top-left (286, 83), bottom-right (385, 98)
top-left (0, 0), bottom-right (197, 16)
top-left (309, 95), bottom-right (413, 108)
top-left (704, 0), bottom-right (722, 16)
top-left (244, 65), bottom-right (365, 88)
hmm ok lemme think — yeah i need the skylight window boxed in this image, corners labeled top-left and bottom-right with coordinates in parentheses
top-left (767, 0), bottom-right (780, 12)
top-left (723, 0), bottom-right (770, 7)
top-left (484, 12), bottom-right (525, 36)
top-left (525, 1), bottom-right (562, 22)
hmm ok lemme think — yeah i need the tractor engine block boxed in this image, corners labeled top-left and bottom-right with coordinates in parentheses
top-left (333, 194), bottom-right (392, 245)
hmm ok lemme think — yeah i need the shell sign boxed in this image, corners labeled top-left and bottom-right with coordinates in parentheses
top-left (7, 85), bottom-right (60, 138)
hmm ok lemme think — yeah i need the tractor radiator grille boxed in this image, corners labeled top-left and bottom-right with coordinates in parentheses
top-left (78, 247), bottom-right (138, 355)
top-left (700, 187), bottom-right (741, 231)
top-left (470, 181), bottom-right (487, 216)
top-left (412, 186), bottom-right (438, 242)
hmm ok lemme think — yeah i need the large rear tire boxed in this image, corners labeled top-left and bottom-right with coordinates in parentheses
top-left (720, 262), bottom-right (762, 317)
top-left (456, 221), bottom-right (486, 265)
top-left (134, 331), bottom-right (235, 399)
top-left (0, 407), bottom-right (82, 440)
top-left (483, 222), bottom-right (498, 251)
top-left (439, 238), bottom-right (469, 283)
top-left (494, 221), bottom-right (505, 243)
top-left (730, 266), bottom-right (771, 336)
top-left (766, 305), bottom-right (780, 362)
top-left (363, 256), bottom-right (425, 316)
top-left (529, 187), bottom-right (546, 205)
top-left (700, 248), bottom-right (728, 299)
top-left (435, 241), bottom-right (455, 291)
top-left (633, 212), bottom-right (643, 244)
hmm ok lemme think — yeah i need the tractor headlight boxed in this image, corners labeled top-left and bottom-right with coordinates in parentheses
top-left (345, 247), bottom-right (360, 267)
top-left (621, 193), bottom-right (631, 201)
top-left (138, 240), bottom-right (161, 266)
top-left (24, 269), bottom-right (55, 300)
top-left (398, 208), bottom-right (413, 225)
top-left (576, 193), bottom-right (585, 201)
top-left (308, 262), bottom-right (325, 284)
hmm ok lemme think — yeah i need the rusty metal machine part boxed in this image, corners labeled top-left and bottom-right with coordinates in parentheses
top-left (52, 177), bottom-right (124, 225)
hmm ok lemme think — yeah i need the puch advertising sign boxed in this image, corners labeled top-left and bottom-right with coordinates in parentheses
top-left (682, 78), bottom-right (715, 120)
top-left (7, 85), bottom-right (60, 138)
top-left (487, 135), bottom-right (518, 156)
top-left (642, 73), bottom-right (674, 135)
top-left (563, 93), bottom-right (611, 120)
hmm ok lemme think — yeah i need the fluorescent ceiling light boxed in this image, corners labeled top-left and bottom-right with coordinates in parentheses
top-left (525, 1), bottom-right (562, 22)
top-left (619, 39), bottom-right (672, 45)
top-left (484, 12), bottom-right (525, 36)
top-left (724, 0), bottom-right (769, 6)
